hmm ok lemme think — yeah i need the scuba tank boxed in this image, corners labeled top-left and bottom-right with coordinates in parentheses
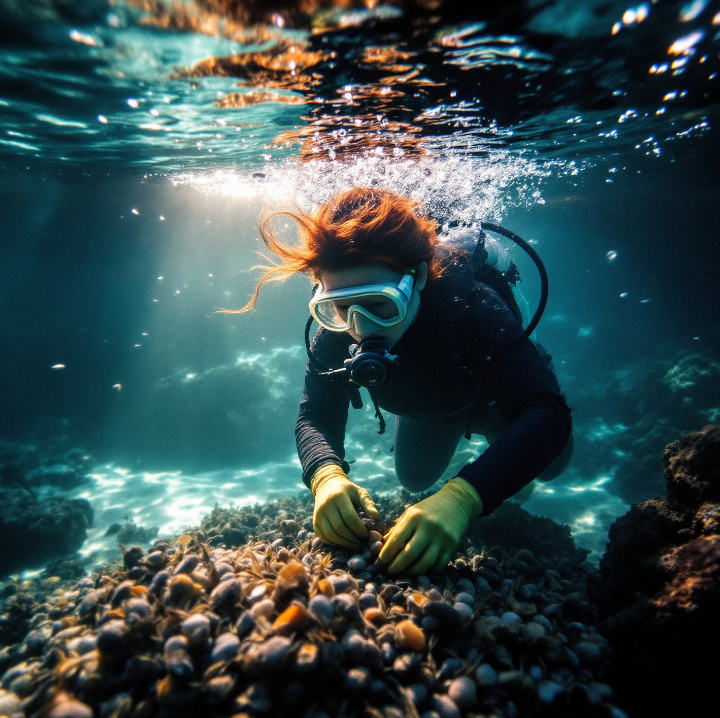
top-left (439, 222), bottom-right (548, 342)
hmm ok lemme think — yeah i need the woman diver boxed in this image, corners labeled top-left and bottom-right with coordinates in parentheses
top-left (239, 187), bottom-right (573, 575)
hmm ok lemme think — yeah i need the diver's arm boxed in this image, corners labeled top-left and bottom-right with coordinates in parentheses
top-left (455, 285), bottom-right (572, 514)
top-left (296, 368), bottom-right (352, 486)
top-left (296, 326), bottom-right (355, 486)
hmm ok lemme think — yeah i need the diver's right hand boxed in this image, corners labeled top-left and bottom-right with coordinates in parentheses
top-left (311, 464), bottom-right (380, 548)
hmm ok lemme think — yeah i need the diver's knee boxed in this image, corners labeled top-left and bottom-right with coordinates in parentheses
top-left (395, 463), bottom-right (442, 493)
top-left (539, 433), bottom-right (574, 482)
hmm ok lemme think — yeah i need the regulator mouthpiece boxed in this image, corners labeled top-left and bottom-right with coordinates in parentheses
top-left (345, 338), bottom-right (398, 388)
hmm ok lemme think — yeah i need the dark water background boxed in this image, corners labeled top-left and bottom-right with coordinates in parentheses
top-left (1, 0), bottom-right (719, 564)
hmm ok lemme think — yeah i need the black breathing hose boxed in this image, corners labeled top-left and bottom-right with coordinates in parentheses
top-left (480, 221), bottom-right (549, 341)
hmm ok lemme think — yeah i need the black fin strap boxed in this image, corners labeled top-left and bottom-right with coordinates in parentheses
top-left (373, 399), bottom-right (387, 435)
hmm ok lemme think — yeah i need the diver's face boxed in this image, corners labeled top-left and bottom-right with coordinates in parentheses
top-left (318, 263), bottom-right (427, 348)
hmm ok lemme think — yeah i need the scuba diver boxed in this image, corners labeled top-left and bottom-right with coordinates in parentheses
top-left (238, 187), bottom-right (573, 575)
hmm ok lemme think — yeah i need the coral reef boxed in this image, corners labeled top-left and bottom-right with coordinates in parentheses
top-left (0, 488), bottom-right (93, 578)
top-left (0, 496), bottom-right (625, 718)
top-left (594, 424), bottom-right (720, 718)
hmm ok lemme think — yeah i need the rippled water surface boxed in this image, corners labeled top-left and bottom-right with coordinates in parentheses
top-left (1, 0), bottom-right (719, 569)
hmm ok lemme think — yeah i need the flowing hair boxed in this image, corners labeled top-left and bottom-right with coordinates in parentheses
top-left (223, 187), bottom-right (443, 313)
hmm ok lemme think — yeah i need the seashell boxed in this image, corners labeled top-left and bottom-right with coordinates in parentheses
top-left (311, 537), bottom-right (323, 551)
top-left (294, 642), bottom-right (319, 675)
top-left (47, 693), bottom-right (93, 718)
top-left (316, 579), bottom-right (334, 597)
top-left (454, 592), bottom-right (474, 606)
top-left (520, 621), bottom-right (546, 646)
top-left (174, 554), bottom-right (200, 576)
top-left (235, 682), bottom-right (272, 714)
top-left (408, 592), bottom-right (429, 616)
top-left (405, 683), bottom-right (428, 708)
top-left (369, 678), bottom-right (391, 703)
top-left (320, 641), bottom-right (344, 669)
top-left (272, 604), bottom-right (313, 635)
top-left (456, 577), bottom-right (475, 595)
top-left (164, 635), bottom-right (189, 653)
top-left (380, 642), bottom-right (396, 665)
top-left (275, 548), bottom-right (292, 562)
top-left (574, 641), bottom-right (605, 664)
top-left (148, 570), bottom-right (170, 597)
top-left (279, 520), bottom-right (300, 535)
top-left (125, 598), bottom-right (152, 618)
top-left (448, 676), bottom-right (477, 708)
top-left (392, 652), bottom-right (421, 680)
top-left (110, 580), bottom-right (135, 607)
top-left (344, 667), bottom-right (371, 692)
top-left (246, 584), bottom-right (268, 605)
top-left (369, 541), bottom-right (383, 558)
top-left (67, 634), bottom-right (97, 655)
top-left (181, 614), bottom-right (211, 645)
top-left (358, 592), bottom-right (378, 610)
top-left (96, 619), bottom-right (127, 655)
top-left (537, 680), bottom-right (565, 705)
top-left (308, 595), bottom-right (334, 626)
top-left (431, 694), bottom-right (461, 718)
top-left (165, 647), bottom-right (194, 681)
top-left (475, 662), bottom-right (498, 686)
top-left (204, 674), bottom-right (236, 704)
top-left (144, 551), bottom-right (166, 569)
top-left (249, 635), bottom-right (292, 674)
top-left (211, 632), bottom-right (241, 663)
top-left (273, 562), bottom-right (310, 610)
top-left (120, 655), bottom-right (163, 688)
top-left (437, 657), bottom-right (461, 682)
top-left (453, 602), bottom-right (473, 627)
top-left (542, 603), bottom-right (562, 620)
top-left (0, 689), bottom-right (22, 715)
top-left (77, 589), bottom-right (101, 618)
top-left (363, 608), bottom-right (386, 627)
top-left (123, 546), bottom-right (144, 570)
top-left (177, 535), bottom-right (192, 548)
top-left (423, 601), bottom-right (458, 625)
top-left (251, 599), bottom-right (276, 620)
top-left (347, 556), bottom-right (367, 573)
top-left (395, 620), bottom-right (426, 653)
top-left (236, 611), bottom-right (256, 638)
top-left (328, 573), bottom-right (357, 595)
top-left (209, 578), bottom-right (241, 611)
top-left (331, 593), bottom-right (361, 622)
top-left (167, 575), bottom-right (202, 606)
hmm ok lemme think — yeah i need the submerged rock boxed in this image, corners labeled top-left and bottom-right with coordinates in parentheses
top-left (595, 424), bottom-right (720, 718)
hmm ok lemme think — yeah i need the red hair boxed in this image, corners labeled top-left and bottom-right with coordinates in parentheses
top-left (230, 187), bottom-right (443, 313)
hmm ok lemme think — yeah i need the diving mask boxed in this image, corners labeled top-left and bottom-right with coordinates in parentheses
top-left (309, 271), bottom-right (415, 332)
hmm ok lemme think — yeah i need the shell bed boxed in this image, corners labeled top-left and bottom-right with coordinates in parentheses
top-left (0, 492), bottom-right (624, 718)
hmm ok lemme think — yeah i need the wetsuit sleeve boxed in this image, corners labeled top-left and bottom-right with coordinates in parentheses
top-left (455, 284), bottom-right (573, 515)
top-left (296, 329), bottom-right (352, 487)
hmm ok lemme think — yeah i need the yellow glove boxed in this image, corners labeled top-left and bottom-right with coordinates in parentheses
top-left (311, 464), bottom-right (380, 548)
top-left (377, 477), bottom-right (483, 575)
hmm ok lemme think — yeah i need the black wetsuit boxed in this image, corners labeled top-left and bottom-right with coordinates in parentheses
top-left (296, 270), bottom-right (572, 515)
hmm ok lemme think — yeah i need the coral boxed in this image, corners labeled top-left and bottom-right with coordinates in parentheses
top-left (0, 488), bottom-right (93, 578)
top-left (594, 424), bottom-right (720, 718)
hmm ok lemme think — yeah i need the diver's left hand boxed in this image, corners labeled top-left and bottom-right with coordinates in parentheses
top-left (377, 477), bottom-right (483, 575)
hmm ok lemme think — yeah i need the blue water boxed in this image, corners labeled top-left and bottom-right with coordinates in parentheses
top-left (1, 0), bottom-right (719, 569)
